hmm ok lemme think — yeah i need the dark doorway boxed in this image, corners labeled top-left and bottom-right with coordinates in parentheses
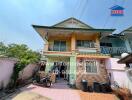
top-left (60, 62), bottom-right (66, 78)
top-left (53, 62), bottom-right (67, 80)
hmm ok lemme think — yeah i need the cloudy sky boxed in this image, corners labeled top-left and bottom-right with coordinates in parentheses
top-left (0, 0), bottom-right (132, 51)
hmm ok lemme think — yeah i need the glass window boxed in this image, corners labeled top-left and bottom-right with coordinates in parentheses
top-left (77, 40), bottom-right (82, 47)
top-left (53, 41), bottom-right (60, 51)
top-left (60, 41), bottom-right (66, 51)
top-left (77, 40), bottom-right (95, 48)
top-left (86, 60), bottom-right (97, 73)
top-left (53, 40), bottom-right (66, 51)
top-left (100, 42), bottom-right (112, 47)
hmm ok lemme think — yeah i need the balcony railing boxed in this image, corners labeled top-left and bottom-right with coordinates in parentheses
top-left (48, 45), bottom-right (67, 51)
top-left (101, 46), bottom-right (127, 55)
top-left (76, 42), bottom-right (98, 53)
top-left (76, 47), bottom-right (97, 53)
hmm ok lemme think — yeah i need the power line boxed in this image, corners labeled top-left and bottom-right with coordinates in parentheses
top-left (79, 0), bottom-right (89, 20)
top-left (103, 0), bottom-right (126, 29)
top-left (71, 0), bottom-right (79, 17)
top-left (77, 0), bottom-right (86, 19)
top-left (103, 0), bottom-right (117, 28)
top-left (73, 0), bottom-right (83, 18)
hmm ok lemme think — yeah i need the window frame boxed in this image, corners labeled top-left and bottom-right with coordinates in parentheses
top-left (85, 59), bottom-right (99, 74)
top-left (76, 40), bottom-right (95, 48)
top-left (53, 40), bottom-right (66, 51)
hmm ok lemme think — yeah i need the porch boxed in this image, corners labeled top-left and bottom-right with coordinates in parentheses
top-left (43, 55), bottom-right (77, 85)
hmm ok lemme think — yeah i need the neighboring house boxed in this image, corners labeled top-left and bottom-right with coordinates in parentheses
top-left (100, 34), bottom-right (127, 57)
top-left (32, 17), bottom-right (117, 89)
top-left (102, 27), bottom-right (132, 89)
top-left (118, 53), bottom-right (132, 93)
top-left (104, 26), bottom-right (132, 92)
top-left (116, 27), bottom-right (132, 92)
top-left (120, 26), bottom-right (132, 53)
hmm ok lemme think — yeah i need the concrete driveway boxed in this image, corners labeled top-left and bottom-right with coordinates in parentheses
top-left (8, 80), bottom-right (118, 100)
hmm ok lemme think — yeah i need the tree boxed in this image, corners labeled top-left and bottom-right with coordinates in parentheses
top-left (0, 42), bottom-right (7, 55)
top-left (0, 42), bottom-right (41, 88)
top-left (7, 43), bottom-right (41, 64)
top-left (7, 43), bottom-right (41, 87)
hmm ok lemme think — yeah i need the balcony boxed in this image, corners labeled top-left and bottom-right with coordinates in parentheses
top-left (48, 45), bottom-right (68, 52)
top-left (76, 47), bottom-right (97, 53)
top-left (76, 42), bottom-right (98, 53)
top-left (43, 45), bottom-right (72, 57)
top-left (101, 46), bottom-right (127, 55)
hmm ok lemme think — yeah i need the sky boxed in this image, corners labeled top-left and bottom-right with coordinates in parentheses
top-left (0, 0), bottom-right (132, 51)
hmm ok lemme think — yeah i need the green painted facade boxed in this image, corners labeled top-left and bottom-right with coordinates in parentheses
top-left (45, 56), bottom-right (70, 72)
top-left (44, 53), bottom-right (77, 85)
top-left (69, 56), bottom-right (76, 85)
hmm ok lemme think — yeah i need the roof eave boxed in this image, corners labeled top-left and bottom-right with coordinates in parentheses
top-left (32, 25), bottom-right (48, 42)
top-left (32, 25), bottom-right (115, 32)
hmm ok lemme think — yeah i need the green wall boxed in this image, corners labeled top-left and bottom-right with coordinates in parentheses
top-left (69, 56), bottom-right (76, 85)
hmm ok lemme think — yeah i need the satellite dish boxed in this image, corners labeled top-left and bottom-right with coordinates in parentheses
top-left (121, 53), bottom-right (129, 58)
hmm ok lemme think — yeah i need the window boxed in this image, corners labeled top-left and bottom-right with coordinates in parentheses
top-left (76, 40), bottom-right (95, 48)
top-left (85, 60), bottom-right (97, 73)
top-left (53, 40), bottom-right (66, 51)
top-left (100, 42), bottom-right (112, 47)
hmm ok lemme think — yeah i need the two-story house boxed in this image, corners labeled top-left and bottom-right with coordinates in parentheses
top-left (32, 18), bottom-right (116, 89)
top-left (102, 27), bottom-right (132, 90)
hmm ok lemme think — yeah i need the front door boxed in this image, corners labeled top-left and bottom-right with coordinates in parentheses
top-left (53, 62), bottom-right (69, 80)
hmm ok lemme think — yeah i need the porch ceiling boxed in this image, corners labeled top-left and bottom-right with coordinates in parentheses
top-left (32, 25), bottom-right (115, 41)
